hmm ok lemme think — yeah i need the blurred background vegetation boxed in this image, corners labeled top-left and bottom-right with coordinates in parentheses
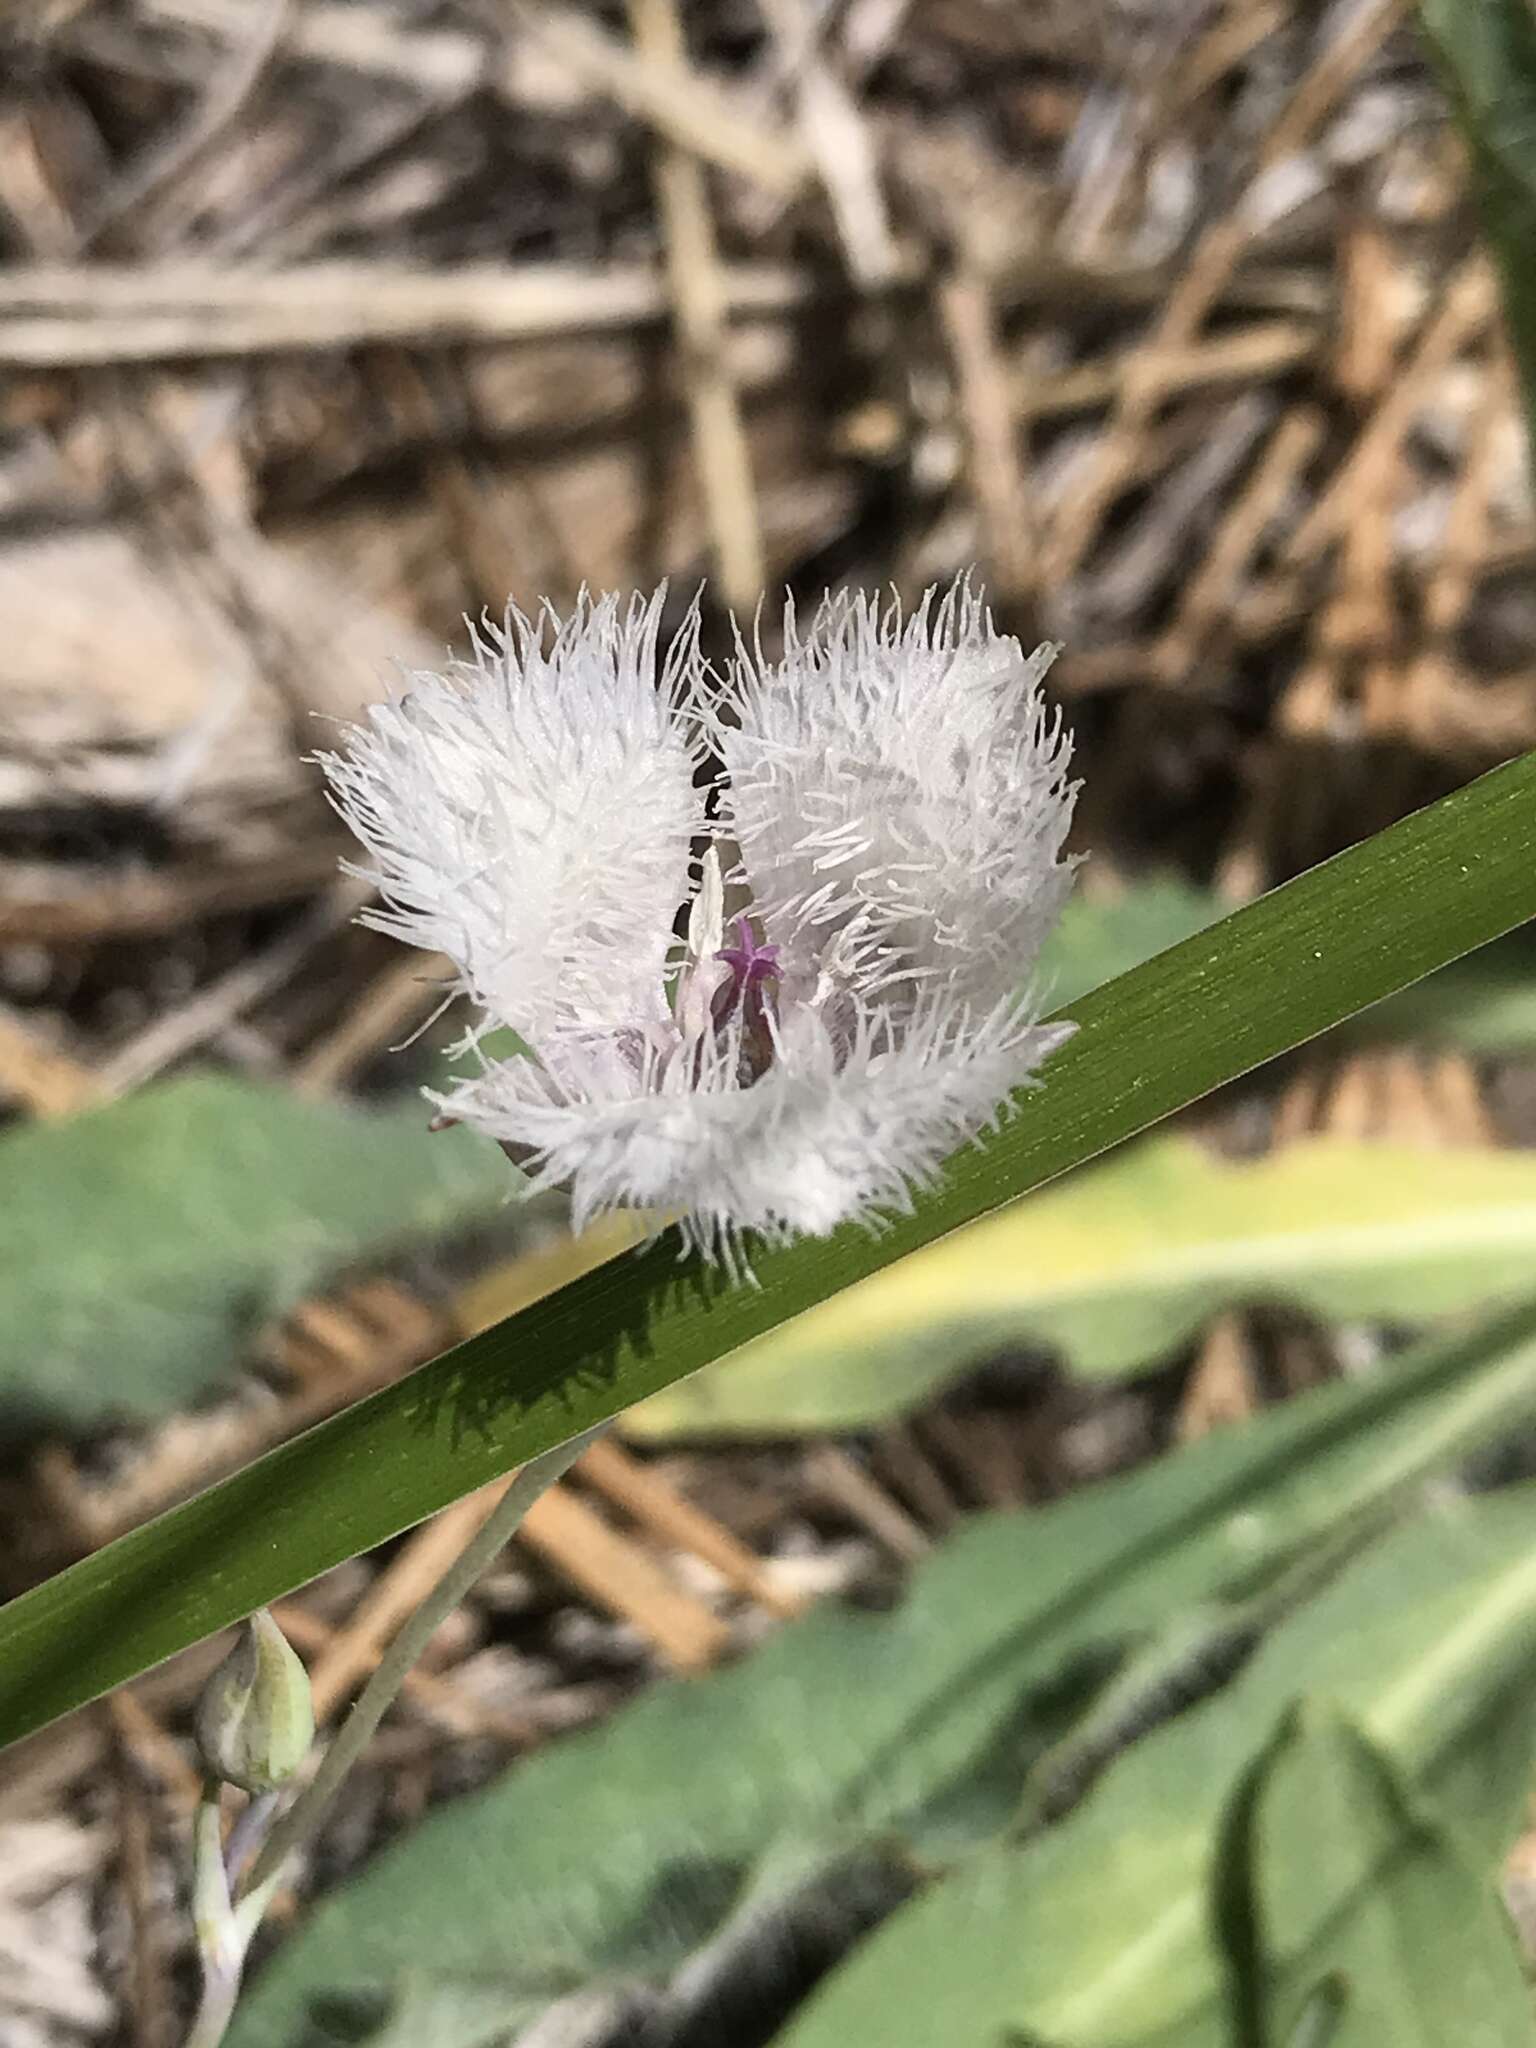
top-left (8, 1), bottom-right (1536, 2043)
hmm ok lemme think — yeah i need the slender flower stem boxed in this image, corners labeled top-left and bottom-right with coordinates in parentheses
top-left (181, 1428), bottom-right (603, 2047)
top-left (222, 1789), bottom-right (278, 1894)
top-left (185, 1780), bottom-right (242, 2048)
top-left (244, 1424), bottom-right (604, 1897)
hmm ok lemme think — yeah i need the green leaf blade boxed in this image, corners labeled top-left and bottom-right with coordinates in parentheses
top-left (775, 1486), bottom-right (1536, 2048)
top-left (221, 1302), bottom-right (1536, 2048)
top-left (2, 750), bottom-right (1536, 1747)
top-left (630, 1136), bottom-right (1536, 1437)
top-left (222, 1302), bottom-right (1536, 2039)
top-left (1226, 1703), bottom-right (1536, 2048)
top-left (0, 1073), bottom-right (512, 1430)
top-left (1419, 0), bottom-right (1536, 451)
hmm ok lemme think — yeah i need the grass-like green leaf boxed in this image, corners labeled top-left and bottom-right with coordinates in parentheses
top-left (629, 1136), bottom-right (1536, 1437)
top-left (1037, 877), bottom-right (1223, 1009)
top-left (1419, 0), bottom-right (1536, 449)
top-left (1360, 931), bottom-right (1536, 1053)
top-left (0, 1073), bottom-right (512, 1432)
top-left (1, 750), bottom-right (1535, 1748)
top-left (1049, 880), bottom-right (1536, 1056)
top-left (223, 1297), bottom-right (1536, 2047)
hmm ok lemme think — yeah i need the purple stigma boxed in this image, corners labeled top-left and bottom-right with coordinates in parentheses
top-left (712, 915), bottom-right (779, 1030)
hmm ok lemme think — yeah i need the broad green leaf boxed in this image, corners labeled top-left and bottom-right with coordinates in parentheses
top-left (629, 1137), bottom-right (1536, 1438)
top-left (1364, 932), bottom-right (1536, 1055)
top-left (1418, 0), bottom-right (1536, 449)
top-left (3, 751), bottom-right (1536, 1746)
top-left (1038, 880), bottom-right (1222, 1010)
top-left (776, 1484), bottom-right (1536, 2048)
top-left (0, 1074), bottom-right (511, 1430)
top-left (1218, 1702), bottom-right (1535, 2048)
top-left (302, 1978), bottom-right (550, 2048)
top-left (224, 1300), bottom-right (1536, 2048)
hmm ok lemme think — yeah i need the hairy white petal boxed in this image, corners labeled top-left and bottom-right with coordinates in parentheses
top-left (318, 591), bottom-right (705, 1046)
top-left (327, 576), bottom-right (1083, 1270)
top-left (708, 582), bottom-right (1078, 1011)
top-left (436, 991), bottom-right (1074, 1255)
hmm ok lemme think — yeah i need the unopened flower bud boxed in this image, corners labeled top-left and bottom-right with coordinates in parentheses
top-left (195, 1610), bottom-right (314, 1794)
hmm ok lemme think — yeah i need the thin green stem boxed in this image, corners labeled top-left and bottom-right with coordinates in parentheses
top-left (186, 1780), bottom-right (241, 2048)
top-left (245, 1423), bottom-right (603, 1896)
top-left (185, 1779), bottom-right (290, 2048)
top-left (221, 1789), bottom-right (278, 1895)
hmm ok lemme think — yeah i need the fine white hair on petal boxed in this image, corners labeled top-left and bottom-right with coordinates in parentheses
top-left (324, 575), bottom-right (1084, 1269)
top-left (705, 579), bottom-right (1079, 1012)
top-left (317, 589), bottom-right (706, 1049)
top-left (432, 987), bottom-right (1075, 1265)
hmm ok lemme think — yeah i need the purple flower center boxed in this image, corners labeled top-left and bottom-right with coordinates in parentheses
top-left (712, 915), bottom-right (779, 1032)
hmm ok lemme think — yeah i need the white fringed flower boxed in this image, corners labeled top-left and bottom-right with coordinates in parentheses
top-left (321, 582), bottom-right (1080, 1266)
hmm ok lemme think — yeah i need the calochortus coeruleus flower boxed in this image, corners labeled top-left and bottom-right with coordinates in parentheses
top-left (320, 581), bottom-right (1080, 1266)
